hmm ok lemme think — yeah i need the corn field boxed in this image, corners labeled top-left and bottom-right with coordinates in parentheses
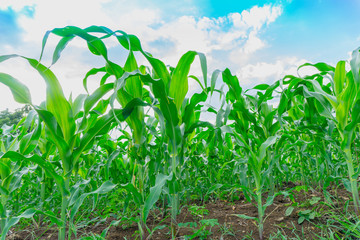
top-left (1, 26), bottom-right (360, 240)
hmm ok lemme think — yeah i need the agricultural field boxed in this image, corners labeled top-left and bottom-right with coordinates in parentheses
top-left (1, 26), bottom-right (360, 240)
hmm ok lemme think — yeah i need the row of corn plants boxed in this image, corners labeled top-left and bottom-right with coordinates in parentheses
top-left (0, 25), bottom-right (360, 239)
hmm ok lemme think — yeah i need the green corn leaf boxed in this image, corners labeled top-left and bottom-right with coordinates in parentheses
top-left (34, 108), bottom-right (70, 160)
top-left (122, 50), bottom-right (144, 144)
top-left (342, 99), bottom-right (360, 149)
top-left (334, 61), bottom-right (346, 97)
top-left (83, 67), bottom-right (107, 92)
top-left (27, 58), bottom-right (76, 142)
top-left (184, 121), bottom-right (214, 138)
top-left (258, 135), bottom-right (278, 165)
top-left (169, 51), bottom-right (198, 110)
top-left (310, 80), bottom-right (337, 108)
top-left (84, 83), bottom-right (114, 114)
top-left (19, 120), bottom-right (41, 155)
top-left (112, 71), bottom-right (178, 139)
top-left (70, 181), bottom-right (116, 221)
top-left (85, 26), bottom-right (171, 88)
top-left (222, 68), bottom-right (242, 103)
top-left (197, 52), bottom-right (207, 88)
top-left (302, 87), bottom-right (335, 121)
top-left (8, 167), bottom-right (31, 193)
top-left (350, 47), bottom-right (360, 88)
top-left (188, 75), bottom-right (205, 92)
top-left (232, 214), bottom-right (258, 221)
top-left (340, 72), bottom-right (356, 114)
top-left (124, 51), bottom-right (142, 98)
top-left (349, 99), bottom-right (360, 129)
top-left (52, 35), bottom-right (75, 65)
top-left (210, 69), bottom-right (221, 95)
top-left (142, 54), bottom-right (170, 89)
top-left (49, 26), bottom-right (109, 60)
top-left (0, 185), bottom-right (9, 195)
top-left (142, 173), bottom-right (173, 224)
top-left (72, 94), bottom-right (87, 118)
top-left (0, 160), bottom-right (11, 180)
top-left (0, 54), bottom-right (76, 144)
top-left (253, 84), bottom-right (269, 91)
top-left (298, 62), bottom-right (335, 73)
top-left (1, 152), bottom-right (68, 196)
top-left (0, 54), bottom-right (19, 63)
top-left (263, 195), bottom-right (275, 208)
top-left (0, 209), bottom-right (36, 240)
top-left (121, 183), bottom-right (143, 205)
top-left (104, 150), bottom-right (120, 181)
top-left (204, 184), bottom-right (223, 200)
top-left (182, 91), bottom-right (208, 131)
top-left (74, 98), bottom-right (147, 162)
top-left (0, 72), bottom-right (32, 104)
top-left (277, 91), bottom-right (289, 117)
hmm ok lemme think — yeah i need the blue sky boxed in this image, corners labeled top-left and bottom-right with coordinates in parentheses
top-left (0, 0), bottom-right (360, 110)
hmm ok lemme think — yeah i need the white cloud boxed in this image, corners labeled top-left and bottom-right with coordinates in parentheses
top-left (232, 5), bottom-right (282, 30)
top-left (0, 1), bottom-right (285, 110)
top-left (11, 2), bottom-right (283, 65)
top-left (236, 57), bottom-right (309, 87)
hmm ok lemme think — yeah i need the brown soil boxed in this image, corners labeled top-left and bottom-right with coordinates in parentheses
top-left (9, 186), bottom-right (354, 240)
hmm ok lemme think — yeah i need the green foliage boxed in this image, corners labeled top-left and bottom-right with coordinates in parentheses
top-left (0, 25), bottom-right (359, 240)
top-left (0, 106), bottom-right (30, 127)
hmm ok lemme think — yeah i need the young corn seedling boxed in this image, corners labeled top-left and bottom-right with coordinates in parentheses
top-left (221, 69), bottom-right (282, 240)
top-left (0, 112), bottom-right (43, 238)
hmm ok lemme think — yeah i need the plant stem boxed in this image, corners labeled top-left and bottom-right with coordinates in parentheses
top-left (39, 169), bottom-right (46, 225)
top-left (58, 177), bottom-right (70, 240)
top-left (170, 142), bottom-right (178, 240)
top-left (254, 174), bottom-right (264, 240)
top-left (344, 147), bottom-right (360, 216)
top-left (0, 195), bottom-right (7, 234)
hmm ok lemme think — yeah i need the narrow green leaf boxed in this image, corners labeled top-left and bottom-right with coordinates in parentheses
top-left (169, 51), bottom-right (197, 110)
top-left (1, 151), bottom-right (68, 196)
top-left (142, 173), bottom-right (173, 223)
top-left (232, 214), bottom-right (258, 221)
top-left (298, 62), bottom-right (335, 73)
top-left (350, 47), bottom-right (360, 87)
top-left (258, 136), bottom-right (278, 164)
top-left (52, 35), bottom-right (75, 65)
top-left (84, 83), bottom-right (114, 114)
top-left (1, 209), bottom-right (36, 240)
top-left (121, 183), bottom-right (142, 205)
top-left (83, 67), bottom-right (107, 92)
top-left (253, 84), bottom-right (269, 91)
top-left (210, 69), bottom-right (221, 95)
top-left (0, 73), bottom-right (32, 104)
top-left (334, 61), bottom-right (346, 97)
top-left (70, 181), bottom-right (116, 221)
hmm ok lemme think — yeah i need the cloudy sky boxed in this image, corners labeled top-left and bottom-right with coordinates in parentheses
top-left (0, 0), bottom-right (360, 111)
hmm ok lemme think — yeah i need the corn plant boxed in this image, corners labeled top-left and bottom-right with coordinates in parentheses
top-left (0, 52), bottom-right (147, 239)
top-left (284, 48), bottom-right (360, 215)
top-left (111, 63), bottom-right (210, 239)
top-left (35, 25), bottom-right (211, 239)
top-left (0, 111), bottom-right (48, 238)
top-left (221, 69), bottom-right (282, 240)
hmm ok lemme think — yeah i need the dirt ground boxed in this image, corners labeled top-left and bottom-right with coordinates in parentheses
top-left (9, 185), bottom-right (354, 240)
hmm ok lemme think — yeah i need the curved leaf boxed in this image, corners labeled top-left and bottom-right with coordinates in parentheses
top-left (0, 72), bottom-right (32, 104)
